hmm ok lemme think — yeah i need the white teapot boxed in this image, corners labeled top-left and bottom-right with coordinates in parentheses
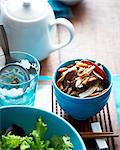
top-left (0, 0), bottom-right (74, 60)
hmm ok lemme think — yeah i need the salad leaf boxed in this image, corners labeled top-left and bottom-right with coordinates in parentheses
top-left (31, 117), bottom-right (47, 140)
top-left (20, 141), bottom-right (30, 150)
top-left (0, 132), bottom-right (33, 150)
top-left (1, 132), bottom-right (22, 149)
top-left (20, 136), bottom-right (33, 150)
top-left (0, 117), bottom-right (73, 150)
top-left (30, 118), bottom-right (49, 150)
top-left (50, 136), bottom-right (73, 150)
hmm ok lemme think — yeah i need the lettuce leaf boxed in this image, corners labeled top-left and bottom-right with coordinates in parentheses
top-left (50, 135), bottom-right (73, 150)
top-left (0, 132), bottom-right (33, 150)
top-left (30, 117), bottom-right (50, 150)
top-left (0, 117), bottom-right (73, 150)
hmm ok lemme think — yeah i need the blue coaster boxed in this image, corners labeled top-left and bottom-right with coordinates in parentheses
top-left (38, 76), bottom-right (52, 81)
top-left (112, 75), bottom-right (120, 127)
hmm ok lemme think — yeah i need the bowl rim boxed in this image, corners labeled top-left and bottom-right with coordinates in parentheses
top-left (52, 58), bottom-right (113, 101)
top-left (0, 105), bottom-right (87, 150)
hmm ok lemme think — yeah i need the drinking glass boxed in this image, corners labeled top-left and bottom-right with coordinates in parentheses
top-left (0, 51), bottom-right (40, 106)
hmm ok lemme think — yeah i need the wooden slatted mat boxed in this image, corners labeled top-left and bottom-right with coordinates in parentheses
top-left (35, 84), bottom-right (116, 150)
top-left (52, 86), bottom-right (115, 150)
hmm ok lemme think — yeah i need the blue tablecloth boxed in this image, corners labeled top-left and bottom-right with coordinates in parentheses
top-left (112, 75), bottom-right (120, 127)
top-left (48, 0), bottom-right (73, 18)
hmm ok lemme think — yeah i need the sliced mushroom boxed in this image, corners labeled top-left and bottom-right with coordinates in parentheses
top-left (82, 77), bottom-right (89, 85)
top-left (58, 83), bottom-right (64, 91)
top-left (77, 67), bottom-right (84, 76)
top-left (58, 67), bottom-right (68, 73)
top-left (70, 91), bottom-right (79, 97)
top-left (79, 80), bottom-right (100, 98)
top-left (75, 61), bottom-right (88, 68)
top-left (67, 87), bottom-right (72, 95)
top-left (62, 85), bottom-right (69, 93)
top-left (56, 75), bottom-right (65, 88)
top-left (57, 68), bottom-right (70, 88)
top-left (67, 63), bottom-right (75, 68)
top-left (79, 66), bottom-right (95, 78)
top-left (96, 84), bottom-right (104, 92)
top-left (89, 92), bottom-right (101, 97)
top-left (88, 76), bottom-right (98, 83)
top-left (75, 77), bottom-right (82, 88)
top-left (65, 70), bottom-right (77, 81)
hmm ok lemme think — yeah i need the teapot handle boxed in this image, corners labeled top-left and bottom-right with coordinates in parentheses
top-left (49, 18), bottom-right (74, 51)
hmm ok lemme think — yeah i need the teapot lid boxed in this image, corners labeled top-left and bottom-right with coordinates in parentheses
top-left (5, 0), bottom-right (49, 21)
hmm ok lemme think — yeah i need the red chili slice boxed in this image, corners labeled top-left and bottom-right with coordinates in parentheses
top-left (81, 60), bottom-right (107, 81)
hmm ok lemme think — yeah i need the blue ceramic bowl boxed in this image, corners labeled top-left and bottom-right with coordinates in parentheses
top-left (0, 106), bottom-right (86, 150)
top-left (53, 59), bottom-right (112, 120)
